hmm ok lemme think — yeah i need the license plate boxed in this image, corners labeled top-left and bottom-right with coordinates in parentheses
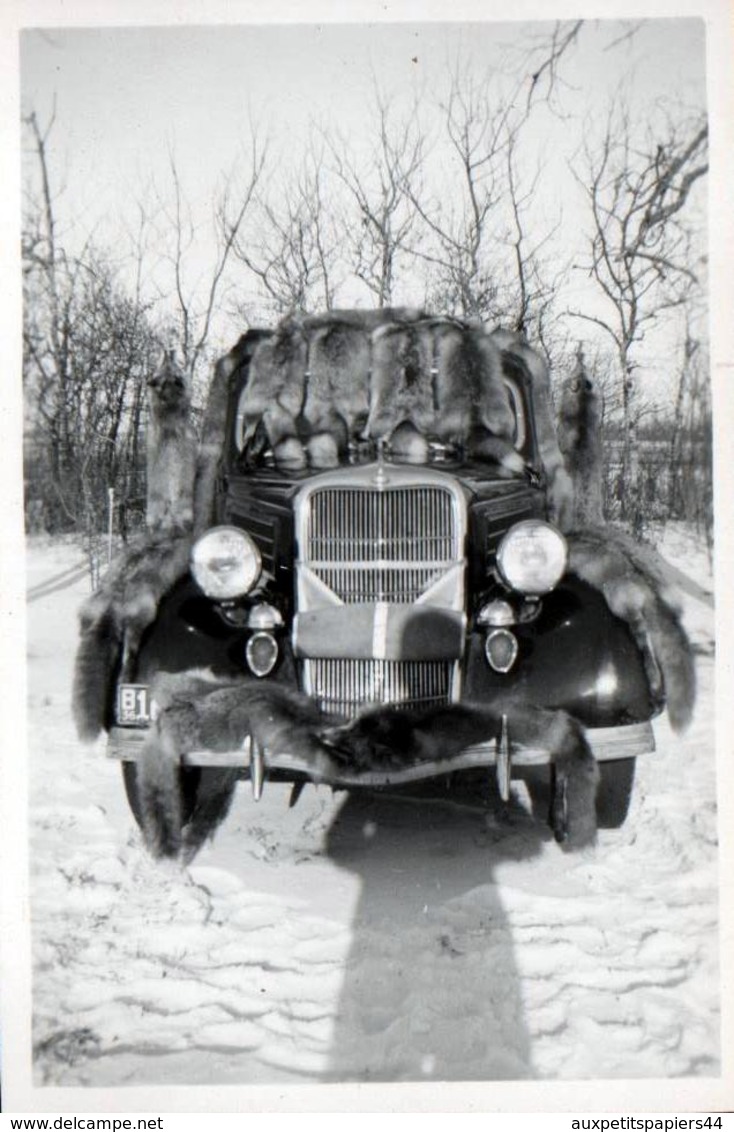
top-left (116, 684), bottom-right (152, 726)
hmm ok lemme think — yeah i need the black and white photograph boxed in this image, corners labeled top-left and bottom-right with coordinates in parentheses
top-left (1, 0), bottom-right (733, 1114)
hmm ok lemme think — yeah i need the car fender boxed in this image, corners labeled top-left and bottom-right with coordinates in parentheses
top-left (463, 575), bottom-right (660, 727)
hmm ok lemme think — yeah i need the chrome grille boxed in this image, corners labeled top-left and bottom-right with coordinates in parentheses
top-left (312, 564), bottom-right (446, 604)
top-left (304, 658), bottom-right (456, 719)
top-left (306, 485), bottom-right (458, 602)
top-left (295, 470), bottom-right (467, 718)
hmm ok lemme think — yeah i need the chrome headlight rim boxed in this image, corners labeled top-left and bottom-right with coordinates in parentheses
top-left (496, 519), bottom-right (568, 597)
top-left (191, 525), bottom-right (262, 601)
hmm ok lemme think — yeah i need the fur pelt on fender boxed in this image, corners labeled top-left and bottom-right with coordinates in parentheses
top-left (146, 351), bottom-right (197, 532)
top-left (566, 526), bottom-right (696, 732)
top-left (490, 329), bottom-right (574, 530)
top-left (557, 357), bottom-right (604, 528)
top-left (72, 529), bottom-right (193, 741)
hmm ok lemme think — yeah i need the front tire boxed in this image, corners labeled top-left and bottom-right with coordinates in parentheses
top-left (595, 758), bottom-right (636, 828)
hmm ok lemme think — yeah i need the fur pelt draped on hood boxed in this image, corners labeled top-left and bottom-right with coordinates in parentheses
top-left (236, 309), bottom-right (523, 472)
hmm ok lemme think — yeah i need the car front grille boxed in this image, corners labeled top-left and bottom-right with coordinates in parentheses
top-left (305, 484), bottom-right (459, 603)
top-left (303, 657), bottom-right (456, 719)
top-left (295, 470), bottom-right (467, 719)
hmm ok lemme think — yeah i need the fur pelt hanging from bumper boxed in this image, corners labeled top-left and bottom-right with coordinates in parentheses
top-left (566, 525), bottom-right (696, 732)
top-left (72, 529), bottom-right (193, 742)
top-left (135, 670), bottom-right (598, 858)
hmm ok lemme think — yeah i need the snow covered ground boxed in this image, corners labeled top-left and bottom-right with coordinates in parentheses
top-left (24, 527), bottom-right (719, 1094)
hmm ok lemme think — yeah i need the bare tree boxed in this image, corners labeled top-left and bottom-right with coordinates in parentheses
top-left (567, 101), bottom-right (708, 527)
top-left (152, 130), bottom-right (267, 391)
top-left (667, 327), bottom-right (712, 551)
top-left (405, 67), bottom-right (516, 320)
top-left (503, 131), bottom-right (565, 338)
top-left (23, 108), bottom-right (160, 552)
top-left (326, 88), bottom-right (426, 307)
top-left (227, 141), bottom-right (340, 316)
top-left (523, 20), bottom-right (584, 113)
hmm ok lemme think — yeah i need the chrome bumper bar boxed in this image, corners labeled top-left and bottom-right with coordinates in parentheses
top-left (107, 719), bottom-right (654, 788)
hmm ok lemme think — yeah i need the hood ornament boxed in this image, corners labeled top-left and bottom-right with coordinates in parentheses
top-left (373, 437), bottom-right (390, 487)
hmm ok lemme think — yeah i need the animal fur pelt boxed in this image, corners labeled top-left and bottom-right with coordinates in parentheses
top-left (364, 321), bottom-right (436, 442)
top-left (301, 307), bottom-right (426, 331)
top-left (566, 526), bottom-right (696, 732)
top-left (490, 329), bottom-right (574, 530)
top-left (136, 726), bottom-right (240, 864)
top-left (193, 333), bottom-right (257, 534)
top-left (321, 703), bottom-right (599, 850)
top-left (432, 319), bottom-right (514, 442)
top-left (136, 671), bottom-right (336, 858)
top-left (234, 311), bottom-right (538, 473)
top-left (240, 319), bottom-right (310, 471)
top-left (146, 351), bottom-right (197, 532)
top-left (430, 319), bottom-right (526, 474)
top-left (135, 670), bottom-right (598, 856)
top-left (135, 671), bottom-right (243, 860)
top-left (557, 355), bottom-right (604, 528)
top-left (303, 321), bottom-right (372, 468)
top-left (72, 529), bottom-right (193, 741)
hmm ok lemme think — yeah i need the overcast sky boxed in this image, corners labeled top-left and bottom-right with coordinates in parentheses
top-left (19, 18), bottom-right (708, 397)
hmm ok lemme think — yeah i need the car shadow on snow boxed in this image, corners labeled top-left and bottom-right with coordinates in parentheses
top-left (321, 773), bottom-right (549, 1083)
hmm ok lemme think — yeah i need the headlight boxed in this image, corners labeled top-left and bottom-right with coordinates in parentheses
top-left (496, 520), bottom-right (567, 596)
top-left (191, 526), bottom-right (262, 600)
top-left (246, 631), bottom-right (279, 677)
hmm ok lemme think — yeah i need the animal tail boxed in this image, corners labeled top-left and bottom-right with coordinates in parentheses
top-left (181, 768), bottom-right (240, 863)
top-left (136, 723), bottom-right (185, 859)
top-left (71, 609), bottom-right (122, 742)
top-left (629, 590), bottom-right (696, 733)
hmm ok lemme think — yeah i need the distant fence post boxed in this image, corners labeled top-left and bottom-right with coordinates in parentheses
top-left (107, 487), bottom-right (114, 564)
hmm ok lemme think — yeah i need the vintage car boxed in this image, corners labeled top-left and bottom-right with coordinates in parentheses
top-left (102, 314), bottom-right (668, 848)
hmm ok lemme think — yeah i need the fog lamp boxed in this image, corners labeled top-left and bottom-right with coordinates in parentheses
top-left (191, 526), bottom-right (262, 600)
top-left (246, 631), bottom-right (279, 677)
top-left (485, 628), bottom-right (519, 673)
top-left (247, 602), bottom-right (283, 631)
top-left (477, 599), bottom-right (515, 627)
top-left (496, 520), bottom-right (567, 596)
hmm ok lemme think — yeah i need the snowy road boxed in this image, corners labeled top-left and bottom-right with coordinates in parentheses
top-left (26, 532), bottom-right (719, 1089)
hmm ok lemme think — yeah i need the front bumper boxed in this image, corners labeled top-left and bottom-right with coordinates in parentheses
top-left (107, 718), bottom-right (654, 789)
